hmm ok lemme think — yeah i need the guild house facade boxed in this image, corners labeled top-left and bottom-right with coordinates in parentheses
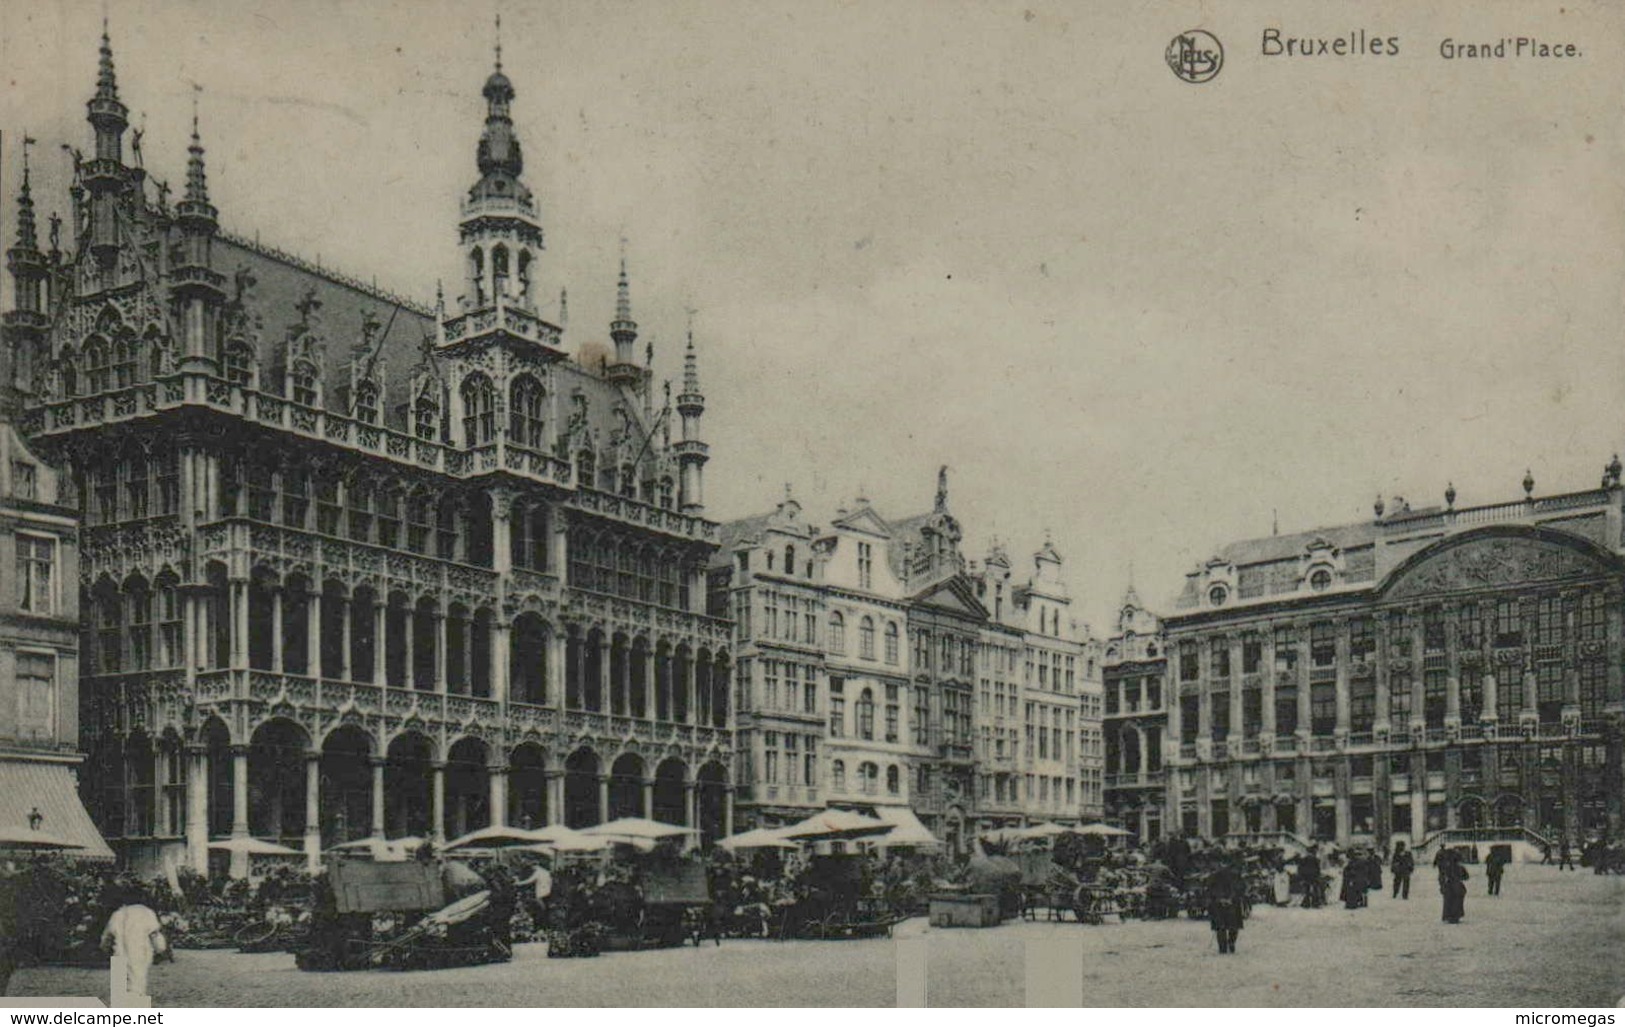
top-left (711, 472), bottom-right (1101, 851)
top-left (5, 32), bottom-right (733, 875)
top-left (1161, 471), bottom-right (1625, 849)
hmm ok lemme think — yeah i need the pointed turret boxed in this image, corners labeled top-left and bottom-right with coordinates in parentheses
top-left (606, 242), bottom-right (645, 389)
top-left (448, 30), bottom-right (559, 359)
top-left (611, 244), bottom-right (638, 362)
top-left (84, 21), bottom-right (132, 268)
top-left (5, 140), bottom-right (50, 402)
top-left (170, 96), bottom-right (225, 372)
top-left (674, 330), bottom-right (709, 512)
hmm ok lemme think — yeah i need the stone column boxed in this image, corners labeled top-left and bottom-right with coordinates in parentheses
top-left (491, 488), bottom-right (513, 576)
top-left (642, 777), bottom-right (654, 819)
top-left (684, 782), bottom-right (697, 829)
top-left (545, 771), bottom-right (564, 828)
top-left (373, 602), bottom-right (387, 686)
top-left (186, 745), bottom-right (209, 874)
top-left (431, 762), bottom-right (446, 842)
top-left (489, 766), bottom-right (508, 828)
top-left (403, 607), bottom-right (417, 690)
top-left (434, 612), bottom-right (448, 694)
top-left (304, 753), bottom-right (321, 870)
top-left (1261, 631), bottom-right (1278, 739)
top-left (232, 579), bottom-right (249, 668)
top-left (599, 637), bottom-right (612, 713)
top-left (339, 596), bottom-right (351, 681)
top-left (230, 745), bottom-right (251, 879)
top-left (461, 614), bottom-right (475, 696)
top-left (1483, 672), bottom-right (1499, 727)
top-left (1228, 636), bottom-right (1244, 743)
top-left (597, 775), bottom-right (610, 825)
top-left (1195, 642), bottom-right (1212, 752)
top-left (1334, 621), bottom-right (1351, 738)
top-left (546, 632), bottom-right (566, 708)
top-left (492, 620), bottom-right (511, 705)
top-left (306, 586), bottom-right (322, 678)
top-left (723, 786), bottom-right (735, 838)
top-left (370, 757), bottom-right (386, 836)
top-left (1410, 752), bottom-right (1427, 845)
top-left (1295, 628), bottom-right (1312, 747)
top-left (271, 585), bottom-right (285, 672)
top-left (1445, 602), bottom-right (1462, 729)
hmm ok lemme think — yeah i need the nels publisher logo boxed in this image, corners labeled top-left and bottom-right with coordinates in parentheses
top-left (1167, 29), bottom-right (1223, 83)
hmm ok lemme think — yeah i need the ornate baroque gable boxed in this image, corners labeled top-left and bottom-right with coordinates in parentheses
top-left (1383, 529), bottom-right (1617, 600)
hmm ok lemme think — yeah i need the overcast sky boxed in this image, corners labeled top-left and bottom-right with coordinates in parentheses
top-left (1, 1), bottom-right (1621, 631)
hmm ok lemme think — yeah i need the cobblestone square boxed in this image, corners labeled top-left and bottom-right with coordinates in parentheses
top-left (12, 863), bottom-right (1621, 1007)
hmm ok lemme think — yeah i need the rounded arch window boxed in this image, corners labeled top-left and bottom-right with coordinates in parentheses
top-left (1207, 584), bottom-right (1229, 608)
top-left (1308, 567), bottom-right (1333, 592)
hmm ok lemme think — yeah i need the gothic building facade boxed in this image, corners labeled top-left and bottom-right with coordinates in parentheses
top-left (5, 32), bottom-right (732, 874)
top-left (1161, 471), bottom-right (1625, 849)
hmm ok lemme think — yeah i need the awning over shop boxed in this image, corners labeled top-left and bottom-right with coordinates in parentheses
top-left (0, 758), bottom-right (115, 859)
top-left (873, 805), bottom-right (940, 848)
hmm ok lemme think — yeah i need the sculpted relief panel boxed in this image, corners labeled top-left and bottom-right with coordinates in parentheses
top-left (1385, 533), bottom-right (1612, 600)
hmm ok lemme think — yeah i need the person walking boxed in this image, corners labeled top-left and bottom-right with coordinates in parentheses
top-left (100, 889), bottom-right (166, 1005)
top-left (1391, 842), bottom-right (1414, 900)
top-left (1557, 837), bottom-right (1576, 871)
top-left (1439, 850), bottom-right (1469, 924)
top-left (1206, 856), bottom-right (1246, 954)
top-left (1485, 847), bottom-right (1507, 896)
top-left (1339, 850), bottom-right (1367, 910)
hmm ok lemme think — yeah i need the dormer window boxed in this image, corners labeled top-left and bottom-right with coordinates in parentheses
top-left (291, 361), bottom-right (319, 407)
top-left (1308, 567), bottom-right (1332, 592)
top-left (355, 382), bottom-right (380, 425)
top-left (1208, 584), bottom-right (1229, 608)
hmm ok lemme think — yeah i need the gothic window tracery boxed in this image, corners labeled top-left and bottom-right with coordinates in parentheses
top-left (224, 341), bottom-right (255, 387)
top-left (415, 387), bottom-right (441, 441)
top-left (509, 374), bottom-right (545, 448)
top-left (291, 359), bottom-right (319, 407)
top-left (460, 373), bottom-right (495, 446)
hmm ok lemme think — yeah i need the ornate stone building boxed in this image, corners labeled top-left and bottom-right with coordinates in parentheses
top-left (1102, 587), bottom-right (1168, 841)
top-left (6, 32), bottom-right (733, 874)
top-left (1162, 471), bottom-right (1625, 849)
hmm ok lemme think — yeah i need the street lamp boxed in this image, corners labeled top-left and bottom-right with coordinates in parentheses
top-left (27, 807), bottom-right (44, 831)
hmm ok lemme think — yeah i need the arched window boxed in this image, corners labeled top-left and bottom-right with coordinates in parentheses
top-left (115, 334), bottom-right (139, 388)
top-left (84, 338), bottom-right (108, 393)
top-left (620, 464), bottom-right (636, 499)
top-left (291, 360), bottom-right (319, 407)
top-left (859, 761), bottom-right (878, 795)
top-left (857, 688), bottom-right (875, 740)
top-left (415, 391), bottom-right (440, 440)
top-left (828, 611), bottom-right (845, 654)
top-left (784, 545), bottom-right (796, 576)
top-left (492, 245), bottom-right (510, 295)
top-left (469, 247), bottom-right (485, 305)
top-left (355, 381), bottom-right (380, 424)
top-left (657, 477), bottom-right (674, 509)
top-left (224, 342), bottom-right (254, 387)
top-left (577, 449), bottom-right (596, 489)
top-left (886, 764), bottom-right (900, 794)
top-left (859, 616), bottom-right (876, 660)
top-left (460, 373), bottom-right (495, 446)
top-left (508, 375), bottom-right (545, 448)
top-left (831, 760), bottom-right (846, 792)
top-left (884, 621), bottom-right (900, 664)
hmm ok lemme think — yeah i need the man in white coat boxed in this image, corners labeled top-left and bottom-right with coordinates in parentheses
top-left (101, 890), bottom-right (164, 1006)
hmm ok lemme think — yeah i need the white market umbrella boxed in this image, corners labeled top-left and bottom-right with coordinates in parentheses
top-left (1076, 823), bottom-right (1132, 837)
top-left (208, 837), bottom-right (303, 856)
top-left (444, 825), bottom-right (549, 851)
top-left (580, 817), bottom-right (692, 843)
top-left (1016, 822), bottom-right (1070, 840)
top-left (717, 827), bottom-right (798, 852)
top-left (779, 809), bottom-right (891, 842)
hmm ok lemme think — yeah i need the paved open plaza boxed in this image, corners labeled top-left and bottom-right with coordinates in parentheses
top-left (12, 863), bottom-right (1621, 1007)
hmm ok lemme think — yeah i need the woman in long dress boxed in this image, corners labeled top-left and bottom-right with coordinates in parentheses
top-left (1439, 851), bottom-right (1469, 924)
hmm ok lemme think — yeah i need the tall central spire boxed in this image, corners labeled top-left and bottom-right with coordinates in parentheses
top-left (96, 19), bottom-right (119, 103)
